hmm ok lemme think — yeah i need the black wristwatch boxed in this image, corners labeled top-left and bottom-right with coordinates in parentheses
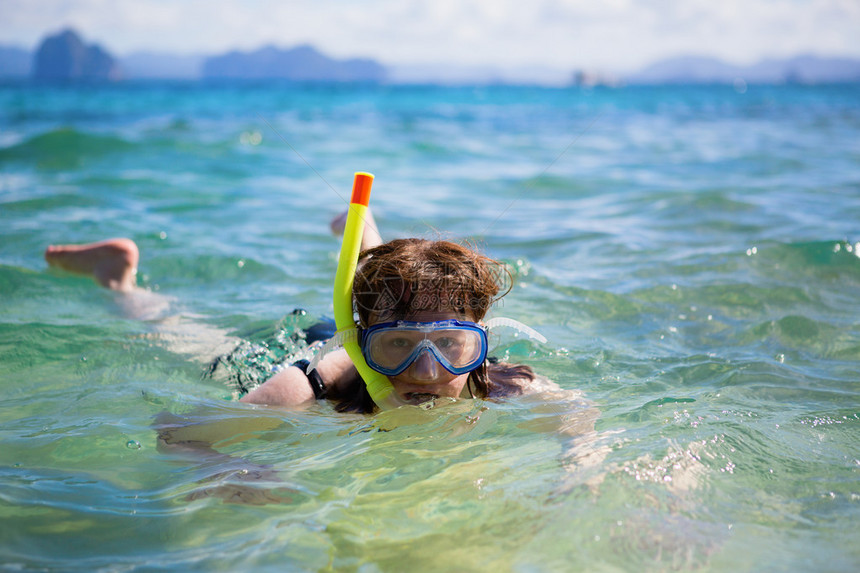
top-left (291, 359), bottom-right (327, 399)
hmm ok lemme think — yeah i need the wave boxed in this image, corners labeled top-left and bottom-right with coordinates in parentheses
top-left (0, 127), bottom-right (133, 169)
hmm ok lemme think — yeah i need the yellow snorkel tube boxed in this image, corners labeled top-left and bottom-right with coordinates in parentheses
top-left (333, 172), bottom-right (405, 410)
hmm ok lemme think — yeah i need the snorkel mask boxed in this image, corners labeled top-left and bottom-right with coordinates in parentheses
top-left (361, 319), bottom-right (489, 377)
top-left (306, 172), bottom-right (547, 410)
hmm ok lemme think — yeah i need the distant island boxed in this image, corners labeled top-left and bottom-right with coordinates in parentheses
top-left (202, 44), bottom-right (386, 82)
top-left (0, 28), bottom-right (386, 84)
top-left (625, 54), bottom-right (860, 85)
top-left (32, 28), bottom-right (120, 81)
top-left (2, 27), bottom-right (860, 86)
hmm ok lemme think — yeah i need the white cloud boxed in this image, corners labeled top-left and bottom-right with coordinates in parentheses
top-left (0, 0), bottom-right (858, 72)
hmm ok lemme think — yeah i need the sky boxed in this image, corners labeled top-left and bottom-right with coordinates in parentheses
top-left (1, 0), bottom-right (859, 73)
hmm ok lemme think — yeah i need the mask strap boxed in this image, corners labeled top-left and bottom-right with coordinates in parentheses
top-left (306, 327), bottom-right (358, 374)
top-left (483, 317), bottom-right (547, 344)
top-left (308, 318), bottom-right (545, 374)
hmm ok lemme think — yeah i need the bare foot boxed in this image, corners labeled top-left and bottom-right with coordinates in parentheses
top-left (45, 238), bottom-right (139, 292)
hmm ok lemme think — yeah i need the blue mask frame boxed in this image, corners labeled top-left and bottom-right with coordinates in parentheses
top-left (360, 319), bottom-right (489, 376)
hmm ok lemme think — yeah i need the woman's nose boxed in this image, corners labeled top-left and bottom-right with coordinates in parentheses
top-left (409, 349), bottom-right (439, 381)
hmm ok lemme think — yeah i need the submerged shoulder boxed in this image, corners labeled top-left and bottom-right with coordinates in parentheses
top-left (486, 361), bottom-right (561, 397)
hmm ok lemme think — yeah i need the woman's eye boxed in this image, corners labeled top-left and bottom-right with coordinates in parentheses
top-left (436, 337), bottom-right (457, 349)
top-left (389, 337), bottom-right (411, 348)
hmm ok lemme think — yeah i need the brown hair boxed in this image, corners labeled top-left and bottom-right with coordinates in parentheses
top-left (353, 238), bottom-right (508, 326)
top-left (331, 238), bottom-right (512, 413)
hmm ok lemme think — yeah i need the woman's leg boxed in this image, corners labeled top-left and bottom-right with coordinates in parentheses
top-left (45, 238), bottom-right (139, 292)
top-left (330, 207), bottom-right (382, 251)
top-left (45, 237), bottom-right (237, 360)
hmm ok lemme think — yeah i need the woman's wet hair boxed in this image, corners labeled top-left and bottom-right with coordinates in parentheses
top-left (353, 238), bottom-right (510, 326)
top-left (330, 239), bottom-right (514, 412)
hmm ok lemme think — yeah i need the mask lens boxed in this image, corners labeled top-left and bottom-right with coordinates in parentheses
top-left (367, 329), bottom-right (424, 371)
top-left (426, 329), bottom-right (483, 368)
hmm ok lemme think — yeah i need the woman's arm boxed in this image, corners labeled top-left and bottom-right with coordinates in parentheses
top-left (488, 363), bottom-right (606, 487)
top-left (158, 351), bottom-right (360, 503)
top-left (154, 408), bottom-right (291, 504)
top-left (239, 207), bottom-right (381, 408)
top-left (240, 348), bottom-right (358, 407)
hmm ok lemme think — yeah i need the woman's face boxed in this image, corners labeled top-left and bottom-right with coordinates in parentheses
top-left (370, 309), bottom-right (474, 404)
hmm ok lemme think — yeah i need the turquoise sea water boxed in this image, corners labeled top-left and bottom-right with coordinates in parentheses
top-left (1, 82), bottom-right (859, 571)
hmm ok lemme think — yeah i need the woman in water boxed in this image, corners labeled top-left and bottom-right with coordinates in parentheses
top-left (46, 212), bottom-right (600, 505)
top-left (45, 210), bottom-right (553, 413)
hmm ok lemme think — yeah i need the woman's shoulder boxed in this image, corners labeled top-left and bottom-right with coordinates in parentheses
top-left (486, 361), bottom-right (561, 397)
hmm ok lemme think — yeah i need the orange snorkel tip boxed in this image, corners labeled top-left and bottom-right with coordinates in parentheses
top-left (351, 172), bottom-right (374, 206)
